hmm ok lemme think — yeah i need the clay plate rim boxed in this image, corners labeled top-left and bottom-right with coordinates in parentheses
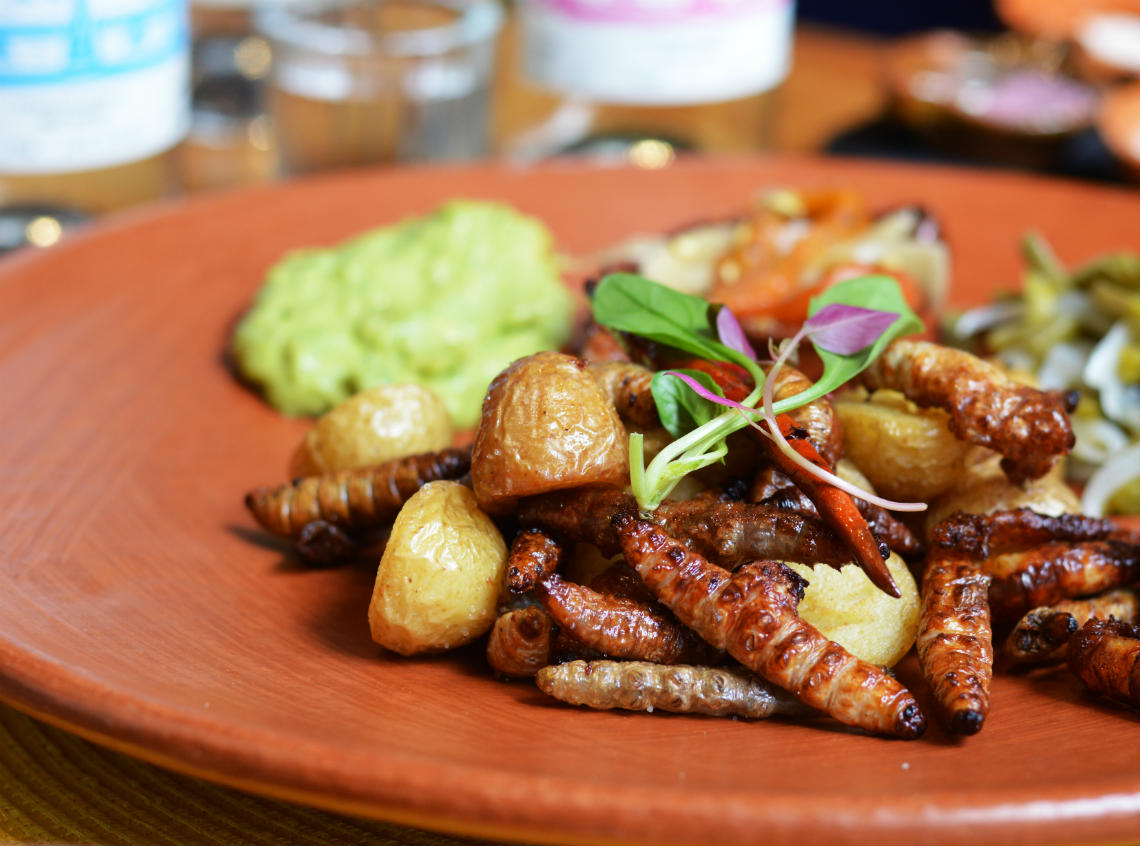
top-left (0, 156), bottom-right (1137, 846)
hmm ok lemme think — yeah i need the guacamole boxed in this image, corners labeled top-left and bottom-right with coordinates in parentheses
top-left (231, 200), bottom-right (575, 427)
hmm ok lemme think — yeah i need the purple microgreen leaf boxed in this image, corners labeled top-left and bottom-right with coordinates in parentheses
top-left (803, 303), bottom-right (899, 355)
top-left (715, 307), bottom-right (757, 360)
top-left (665, 371), bottom-right (759, 415)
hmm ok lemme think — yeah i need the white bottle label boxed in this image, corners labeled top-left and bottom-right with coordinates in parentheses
top-left (520, 0), bottom-right (794, 106)
top-left (0, 0), bottom-right (190, 174)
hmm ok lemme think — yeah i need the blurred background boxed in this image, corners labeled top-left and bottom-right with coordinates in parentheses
top-left (1, 0), bottom-right (1137, 252)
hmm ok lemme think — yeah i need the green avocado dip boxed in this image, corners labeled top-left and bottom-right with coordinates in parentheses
top-left (231, 200), bottom-right (575, 427)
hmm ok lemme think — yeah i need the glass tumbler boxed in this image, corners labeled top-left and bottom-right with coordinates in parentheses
top-left (255, 0), bottom-right (502, 173)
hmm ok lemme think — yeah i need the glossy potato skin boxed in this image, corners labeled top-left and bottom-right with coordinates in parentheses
top-left (834, 389), bottom-right (970, 502)
top-left (290, 384), bottom-right (453, 477)
top-left (368, 481), bottom-right (507, 656)
top-left (471, 352), bottom-right (629, 514)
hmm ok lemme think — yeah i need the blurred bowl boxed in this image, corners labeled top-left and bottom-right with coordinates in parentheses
top-left (1097, 81), bottom-right (1140, 177)
top-left (884, 30), bottom-right (1100, 167)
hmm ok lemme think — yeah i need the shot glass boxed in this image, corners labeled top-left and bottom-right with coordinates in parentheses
top-left (255, 0), bottom-right (502, 173)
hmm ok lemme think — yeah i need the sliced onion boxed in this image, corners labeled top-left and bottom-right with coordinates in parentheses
top-left (953, 300), bottom-right (1025, 338)
top-left (1037, 340), bottom-right (1092, 391)
top-left (1071, 417), bottom-right (1130, 465)
top-left (1081, 442), bottom-right (1140, 517)
top-left (1085, 321), bottom-right (1140, 433)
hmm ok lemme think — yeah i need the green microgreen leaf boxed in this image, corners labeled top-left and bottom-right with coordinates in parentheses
top-left (802, 274), bottom-right (923, 404)
top-left (651, 370), bottom-right (725, 438)
top-left (592, 273), bottom-right (762, 380)
top-left (592, 272), bottom-right (924, 514)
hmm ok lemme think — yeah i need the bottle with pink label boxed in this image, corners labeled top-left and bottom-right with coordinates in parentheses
top-left (514, 0), bottom-right (795, 160)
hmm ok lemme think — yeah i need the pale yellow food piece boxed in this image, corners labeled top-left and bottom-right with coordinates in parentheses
top-left (833, 388), bottom-right (971, 502)
top-left (369, 481), bottom-right (507, 656)
top-left (785, 553), bottom-right (920, 668)
top-left (471, 351), bottom-right (629, 514)
top-left (925, 448), bottom-right (1080, 538)
top-left (290, 383), bottom-right (453, 477)
top-left (563, 543), bottom-right (622, 587)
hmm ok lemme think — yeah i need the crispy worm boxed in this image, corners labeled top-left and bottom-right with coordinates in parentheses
top-left (755, 478), bottom-right (921, 558)
top-left (245, 446), bottom-right (472, 538)
top-left (1067, 617), bottom-right (1140, 708)
top-left (506, 528), bottom-right (564, 595)
top-left (1005, 589), bottom-right (1140, 665)
top-left (916, 553), bottom-right (994, 735)
top-left (486, 607), bottom-right (555, 678)
top-left (988, 540), bottom-right (1140, 624)
top-left (586, 361), bottom-right (660, 430)
top-left (932, 508), bottom-right (1118, 559)
top-left (536, 573), bottom-right (721, 666)
top-left (614, 514), bottom-right (927, 739)
top-left (518, 488), bottom-right (859, 570)
top-left (861, 339), bottom-right (1075, 483)
top-left (537, 660), bottom-right (809, 719)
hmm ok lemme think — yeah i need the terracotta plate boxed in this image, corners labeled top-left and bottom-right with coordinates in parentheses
top-left (0, 157), bottom-right (1137, 846)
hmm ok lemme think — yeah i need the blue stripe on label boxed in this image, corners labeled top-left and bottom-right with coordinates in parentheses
top-left (0, 0), bottom-right (187, 86)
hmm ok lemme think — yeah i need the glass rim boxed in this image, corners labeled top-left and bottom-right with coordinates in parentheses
top-left (254, 0), bottom-right (503, 58)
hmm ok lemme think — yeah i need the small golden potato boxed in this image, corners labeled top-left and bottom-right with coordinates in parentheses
top-left (290, 383), bottom-right (453, 478)
top-left (925, 450), bottom-right (1079, 539)
top-left (369, 481), bottom-right (507, 656)
top-left (472, 351), bottom-right (629, 513)
top-left (785, 553), bottom-right (920, 668)
top-left (834, 388), bottom-right (971, 502)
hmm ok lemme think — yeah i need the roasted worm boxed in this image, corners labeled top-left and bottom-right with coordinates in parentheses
top-left (536, 573), bottom-right (721, 666)
top-left (518, 487), bottom-right (859, 570)
top-left (615, 514), bottom-right (927, 739)
top-left (916, 553), bottom-right (993, 735)
top-left (245, 446), bottom-right (472, 538)
top-left (1067, 617), bottom-right (1140, 708)
top-left (537, 660), bottom-right (809, 719)
top-left (861, 339), bottom-right (1075, 483)
top-left (987, 539), bottom-right (1140, 624)
top-left (1004, 589), bottom-right (1140, 665)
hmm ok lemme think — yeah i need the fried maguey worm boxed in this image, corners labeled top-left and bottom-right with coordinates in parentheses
top-left (614, 514), bottom-right (927, 738)
top-left (1005, 589), bottom-right (1140, 665)
top-left (752, 468), bottom-right (922, 558)
top-left (861, 339), bottom-right (1076, 483)
top-left (517, 487), bottom-right (858, 570)
top-left (671, 357), bottom-right (897, 596)
top-left (486, 606), bottom-right (555, 678)
top-left (916, 553), bottom-right (994, 734)
top-left (536, 660), bottom-right (810, 719)
top-left (586, 361), bottom-right (661, 430)
top-left (987, 540), bottom-right (1140, 624)
top-left (506, 528), bottom-right (565, 595)
top-left (244, 446), bottom-right (472, 538)
top-left (536, 573), bottom-right (722, 666)
top-left (931, 508), bottom-right (1117, 559)
top-left (1067, 617), bottom-right (1140, 708)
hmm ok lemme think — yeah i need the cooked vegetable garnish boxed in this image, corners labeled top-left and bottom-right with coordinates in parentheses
top-left (591, 272), bottom-right (923, 512)
top-left (949, 234), bottom-right (1140, 515)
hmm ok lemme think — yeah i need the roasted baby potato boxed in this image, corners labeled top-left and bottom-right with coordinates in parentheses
top-left (369, 481), bottom-right (507, 656)
top-left (471, 351), bottom-right (629, 513)
top-left (833, 387), bottom-right (971, 502)
top-left (290, 383), bottom-right (453, 477)
top-left (785, 553), bottom-right (920, 668)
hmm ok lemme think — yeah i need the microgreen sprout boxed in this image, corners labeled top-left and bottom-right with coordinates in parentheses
top-left (591, 272), bottom-right (928, 514)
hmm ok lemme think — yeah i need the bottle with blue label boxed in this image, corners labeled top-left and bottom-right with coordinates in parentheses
top-left (0, 0), bottom-right (191, 213)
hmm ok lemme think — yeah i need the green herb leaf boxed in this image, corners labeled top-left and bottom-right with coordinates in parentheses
top-left (592, 273), bottom-right (755, 372)
top-left (766, 274), bottom-right (923, 412)
top-left (651, 370), bottom-right (724, 437)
